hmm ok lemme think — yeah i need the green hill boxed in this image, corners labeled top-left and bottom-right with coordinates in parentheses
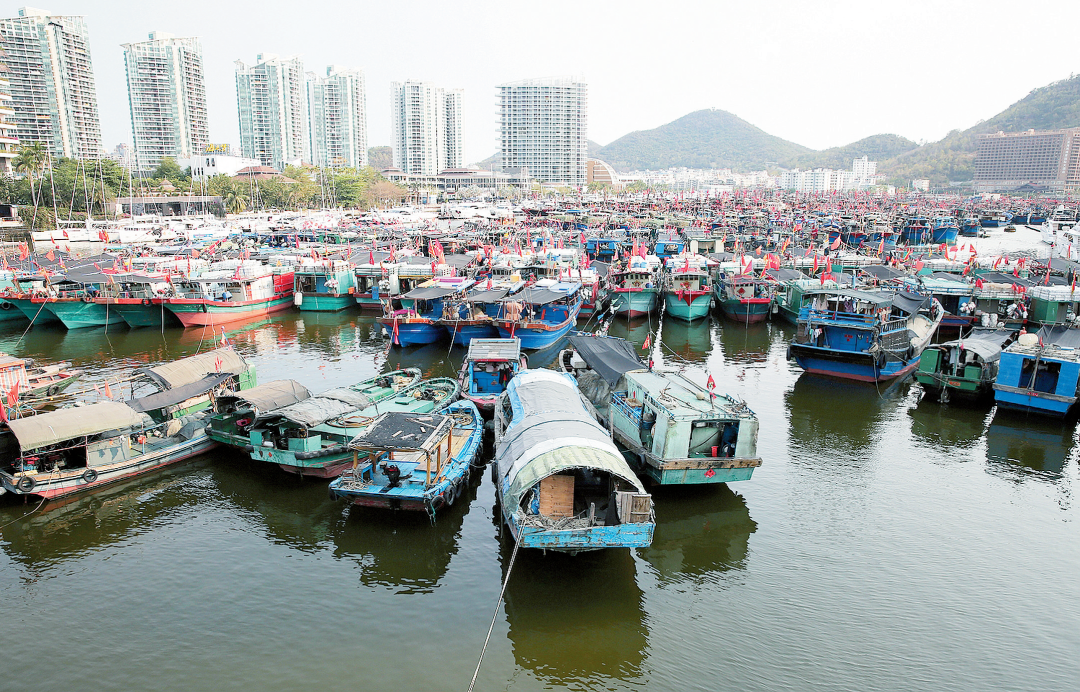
top-left (879, 74), bottom-right (1080, 185)
top-left (594, 109), bottom-right (811, 171)
top-left (789, 134), bottom-right (919, 170)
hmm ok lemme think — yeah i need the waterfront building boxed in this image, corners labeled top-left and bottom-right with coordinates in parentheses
top-left (0, 69), bottom-right (18, 174)
top-left (123, 31), bottom-right (208, 173)
top-left (306, 65), bottom-right (367, 169)
top-left (381, 166), bottom-right (529, 193)
top-left (974, 128), bottom-right (1080, 193)
top-left (586, 159), bottom-right (620, 189)
top-left (106, 142), bottom-right (135, 170)
top-left (179, 147), bottom-right (261, 180)
top-left (235, 53), bottom-right (307, 170)
top-left (498, 77), bottom-right (587, 187)
top-left (0, 7), bottom-right (102, 159)
top-left (390, 80), bottom-right (463, 175)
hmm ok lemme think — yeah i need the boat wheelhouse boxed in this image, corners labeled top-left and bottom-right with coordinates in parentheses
top-left (206, 379), bottom-right (313, 448)
top-left (379, 276), bottom-right (474, 347)
top-left (493, 369), bottom-right (655, 553)
top-left (457, 338), bottom-right (526, 416)
top-left (915, 328), bottom-right (1017, 403)
top-left (294, 259), bottom-right (357, 312)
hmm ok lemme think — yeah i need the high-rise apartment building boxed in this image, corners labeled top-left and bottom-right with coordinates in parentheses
top-left (235, 53), bottom-right (306, 170)
top-left (123, 31), bottom-right (208, 172)
top-left (390, 80), bottom-right (463, 175)
top-left (974, 128), bottom-right (1080, 192)
top-left (306, 65), bottom-right (367, 169)
top-left (0, 7), bottom-right (102, 160)
top-left (0, 67), bottom-right (19, 174)
top-left (498, 77), bottom-right (587, 186)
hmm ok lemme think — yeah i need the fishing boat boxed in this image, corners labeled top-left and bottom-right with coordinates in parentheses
top-left (1025, 285), bottom-right (1079, 327)
top-left (327, 401), bottom-right (483, 514)
top-left (960, 217), bottom-right (981, 237)
top-left (652, 231), bottom-right (686, 259)
top-left (915, 328), bottom-right (1017, 403)
top-left (0, 348), bottom-right (254, 500)
top-left (457, 338), bottom-right (527, 416)
top-left (31, 273), bottom-right (127, 329)
top-left (903, 274), bottom-right (976, 330)
top-left (159, 263), bottom-right (295, 327)
top-left (993, 327), bottom-right (1080, 417)
top-left (495, 281), bottom-right (582, 349)
top-left (440, 278), bottom-right (524, 347)
top-left (0, 355), bottom-right (82, 417)
top-left (607, 255), bottom-right (660, 317)
top-left (662, 254), bottom-right (714, 321)
top-left (245, 374), bottom-right (456, 478)
top-left (787, 289), bottom-right (944, 382)
top-left (378, 277), bottom-right (474, 347)
top-left (293, 259), bottom-right (357, 312)
top-left (562, 335), bottom-right (761, 484)
top-left (99, 273), bottom-right (179, 328)
top-left (205, 379), bottom-right (313, 448)
top-left (493, 369), bottom-right (655, 553)
top-left (930, 215), bottom-right (960, 244)
top-left (717, 272), bottom-right (774, 323)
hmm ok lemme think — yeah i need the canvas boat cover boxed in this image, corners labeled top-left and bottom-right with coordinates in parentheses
top-left (765, 268), bottom-right (804, 281)
top-left (216, 380), bottom-right (311, 412)
top-left (349, 412), bottom-right (451, 451)
top-left (465, 288), bottom-right (509, 303)
top-left (142, 348), bottom-right (249, 389)
top-left (939, 329), bottom-right (1013, 362)
top-left (862, 265), bottom-right (906, 281)
top-left (891, 291), bottom-right (931, 315)
top-left (978, 272), bottom-right (1034, 287)
top-left (442, 254), bottom-right (476, 270)
top-left (258, 387), bottom-right (374, 428)
top-left (495, 369), bottom-right (643, 511)
top-left (930, 272), bottom-right (968, 282)
top-left (498, 288), bottom-right (568, 306)
top-left (126, 373), bottom-right (234, 413)
top-left (1038, 325), bottom-right (1080, 350)
top-left (7, 401), bottom-right (151, 452)
top-left (404, 285), bottom-right (459, 300)
top-left (567, 335), bottom-right (645, 385)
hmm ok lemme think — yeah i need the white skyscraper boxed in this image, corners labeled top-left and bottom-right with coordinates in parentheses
top-left (0, 7), bottom-right (102, 159)
top-left (306, 65), bottom-right (367, 169)
top-left (498, 77), bottom-right (587, 186)
top-left (390, 80), bottom-right (463, 175)
top-left (235, 53), bottom-right (307, 170)
top-left (123, 31), bottom-right (208, 172)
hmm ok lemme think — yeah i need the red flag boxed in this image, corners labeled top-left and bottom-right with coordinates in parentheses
top-left (643, 333), bottom-right (651, 350)
top-left (813, 254), bottom-right (819, 274)
top-left (103, 380), bottom-right (113, 399)
top-left (46, 250), bottom-right (55, 261)
top-left (706, 374), bottom-right (716, 390)
top-left (214, 356), bottom-right (223, 372)
top-left (0, 399), bottom-right (7, 424)
top-left (830, 236), bottom-right (841, 250)
top-left (391, 318), bottom-right (400, 345)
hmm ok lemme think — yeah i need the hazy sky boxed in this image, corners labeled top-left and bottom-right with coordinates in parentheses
top-left (33, 0), bottom-right (1080, 165)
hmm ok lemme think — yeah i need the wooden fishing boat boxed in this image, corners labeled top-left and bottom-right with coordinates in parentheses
top-left (495, 281), bottom-right (582, 350)
top-left (717, 273), bottom-right (774, 323)
top-left (457, 338), bottom-right (526, 416)
top-left (662, 255), bottom-right (714, 321)
top-left (328, 401), bottom-right (483, 514)
top-left (244, 373), bottom-right (457, 478)
top-left (293, 259), bottom-right (357, 312)
top-left (916, 328), bottom-right (1017, 403)
top-left (159, 264), bottom-right (295, 327)
top-left (493, 369), bottom-right (654, 553)
top-left (0, 354), bottom-right (82, 408)
top-left (206, 379), bottom-right (313, 447)
top-left (993, 327), bottom-right (1080, 417)
top-left (378, 277), bottom-right (474, 347)
top-left (788, 289), bottom-right (944, 383)
top-left (31, 273), bottom-right (127, 329)
top-left (607, 255), bottom-right (660, 317)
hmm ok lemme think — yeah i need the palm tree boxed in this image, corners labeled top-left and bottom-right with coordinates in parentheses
top-left (220, 180), bottom-right (250, 215)
top-left (13, 142), bottom-right (47, 206)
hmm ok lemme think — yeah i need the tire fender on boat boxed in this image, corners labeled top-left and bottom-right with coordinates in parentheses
top-left (142, 298), bottom-right (152, 306)
top-left (443, 485), bottom-right (455, 506)
top-left (47, 384), bottom-right (61, 396)
top-left (200, 303), bottom-right (208, 313)
top-left (16, 475), bottom-right (35, 492)
top-left (82, 468), bottom-right (98, 483)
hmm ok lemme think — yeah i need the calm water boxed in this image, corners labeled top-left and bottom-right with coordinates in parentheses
top-left (0, 310), bottom-right (1077, 692)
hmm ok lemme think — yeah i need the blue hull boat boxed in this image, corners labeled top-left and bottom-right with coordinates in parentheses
top-left (993, 327), bottom-right (1080, 417)
top-left (496, 281), bottom-right (583, 350)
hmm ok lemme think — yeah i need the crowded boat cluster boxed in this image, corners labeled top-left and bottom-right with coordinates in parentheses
top-left (1, 190), bottom-right (1079, 553)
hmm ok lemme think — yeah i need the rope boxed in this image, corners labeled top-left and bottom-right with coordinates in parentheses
top-left (467, 526), bottom-right (521, 692)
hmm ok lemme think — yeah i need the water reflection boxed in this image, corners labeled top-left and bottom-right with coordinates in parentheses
top-left (642, 484), bottom-right (757, 587)
top-left (659, 317), bottom-right (713, 363)
top-left (0, 459), bottom-right (209, 570)
top-left (717, 320), bottom-right (775, 364)
top-left (605, 316), bottom-right (653, 346)
top-left (908, 397), bottom-right (989, 450)
top-left (329, 473), bottom-right (478, 594)
top-left (786, 374), bottom-right (905, 455)
top-left (986, 411), bottom-right (1076, 481)
top-left (500, 543), bottom-right (647, 686)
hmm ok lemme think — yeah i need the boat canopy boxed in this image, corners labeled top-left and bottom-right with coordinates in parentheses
top-left (496, 370), bottom-right (643, 511)
top-left (891, 291), bottom-right (931, 315)
top-left (7, 401), bottom-right (151, 452)
top-left (142, 347), bottom-right (249, 389)
top-left (216, 379), bottom-right (311, 412)
top-left (978, 272), bottom-right (1034, 287)
top-left (404, 285), bottom-right (458, 300)
top-left (862, 265), bottom-right (906, 281)
top-left (465, 288), bottom-right (509, 303)
top-left (820, 289), bottom-right (892, 306)
top-left (498, 288), bottom-right (568, 306)
top-left (259, 388), bottom-right (374, 427)
top-left (348, 412), bottom-right (450, 452)
top-left (930, 272), bottom-right (968, 282)
top-left (126, 372), bottom-right (234, 413)
top-left (765, 268), bottom-right (805, 281)
top-left (938, 332), bottom-right (1008, 362)
top-left (1037, 325), bottom-right (1080, 349)
top-left (467, 338), bottom-right (521, 362)
top-left (567, 335), bottom-right (644, 385)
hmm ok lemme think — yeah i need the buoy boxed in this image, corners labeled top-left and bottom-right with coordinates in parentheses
top-left (294, 291), bottom-right (304, 307)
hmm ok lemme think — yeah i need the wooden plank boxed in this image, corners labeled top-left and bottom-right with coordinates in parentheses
top-left (538, 474), bottom-right (574, 518)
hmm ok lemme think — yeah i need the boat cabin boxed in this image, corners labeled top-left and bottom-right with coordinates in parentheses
top-left (994, 327), bottom-right (1080, 416)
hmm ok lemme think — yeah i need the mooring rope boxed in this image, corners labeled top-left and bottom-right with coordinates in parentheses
top-left (467, 526), bottom-right (521, 692)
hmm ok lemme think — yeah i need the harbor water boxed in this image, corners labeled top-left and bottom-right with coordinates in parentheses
top-left (1, 290), bottom-right (1078, 690)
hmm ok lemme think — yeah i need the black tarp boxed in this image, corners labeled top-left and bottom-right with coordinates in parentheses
top-left (567, 335), bottom-right (645, 385)
top-left (862, 265), bottom-right (906, 280)
top-left (499, 288), bottom-right (569, 305)
top-left (978, 272), bottom-right (1034, 287)
top-left (765, 268), bottom-right (805, 281)
top-left (891, 291), bottom-right (931, 315)
top-left (930, 272), bottom-right (968, 282)
top-left (466, 288), bottom-right (509, 303)
top-left (126, 373), bottom-right (234, 413)
top-left (1038, 325), bottom-right (1080, 349)
top-left (404, 285), bottom-right (459, 300)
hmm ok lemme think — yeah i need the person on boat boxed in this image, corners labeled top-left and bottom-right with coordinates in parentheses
top-left (222, 289), bottom-right (233, 302)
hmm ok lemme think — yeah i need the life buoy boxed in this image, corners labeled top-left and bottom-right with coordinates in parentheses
top-left (82, 468), bottom-right (98, 483)
top-left (82, 295), bottom-right (94, 303)
top-left (16, 475), bottom-right (35, 492)
top-left (235, 417), bottom-right (252, 428)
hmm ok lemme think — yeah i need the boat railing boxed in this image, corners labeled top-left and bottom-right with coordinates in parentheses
top-left (803, 307), bottom-right (877, 325)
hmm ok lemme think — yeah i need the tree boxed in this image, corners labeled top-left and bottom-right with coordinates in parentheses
top-left (19, 205), bottom-right (55, 230)
top-left (152, 156), bottom-right (189, 183)
top-left (367, 146), bottom-right (393, 170)
top-left (370, 180), bottom-right (406, 207)
top-left (13, 142), bottom-right (48, 206)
